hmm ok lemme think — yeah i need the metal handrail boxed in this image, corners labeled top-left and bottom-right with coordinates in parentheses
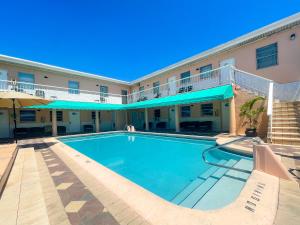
top-left (202, 137), bottom-right (262, 174)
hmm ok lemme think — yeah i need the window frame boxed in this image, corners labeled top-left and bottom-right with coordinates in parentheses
top-left (180, 71), bottom-right (191, 84)
top-left (68, 80), bottom-right (80, 94)
top-left (50, 111), bottom-right (63, 122)
top-left (100, 85), bottom-right (109, 97)
top-left (181, 106), bottom-right (191, 117)
top-left (153, 81), bottom-right (160, 95)
top-left (20, 110), bottom-right (36, 122)
top-left (256, 43), bottom-right (278, 69)
top-left (201, 103), bottom-right (214, 116)
top-left (154, 109), bottom-right (161, 121)
top-left (199, 64), bottom-right (213, 79)
top-left (18, 72), bottom-right (35, 90)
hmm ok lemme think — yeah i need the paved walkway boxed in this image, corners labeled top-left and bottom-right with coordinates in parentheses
top-left (7, 138), bottom-right (150, 225)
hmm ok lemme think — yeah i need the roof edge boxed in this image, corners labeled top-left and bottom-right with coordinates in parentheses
top-left (0, 54), bottom-right (130, 85)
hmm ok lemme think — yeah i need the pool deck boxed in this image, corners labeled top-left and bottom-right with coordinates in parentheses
top-left (0, 132), bottom-right (299, 225)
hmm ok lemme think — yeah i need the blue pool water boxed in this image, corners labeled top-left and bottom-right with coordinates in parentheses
top-left (60, 133), bottom-right (253, 210)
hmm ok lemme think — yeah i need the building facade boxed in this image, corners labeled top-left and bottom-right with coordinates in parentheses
top-left (0, 13), bottom-right (299, 140)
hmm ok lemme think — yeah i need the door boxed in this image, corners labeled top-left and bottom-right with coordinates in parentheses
top-left (69, 111), bottom-right (81, 133)
top-left (0, 69), bottom-right (8, 90)
top-left (167, 76), bottom-right (177, 96)
top-left (221, 102), bottom-right (230, 132)
top-left (168, 107), bottom-right (175, 129)
top-left (220, 58), bottom-right (235, 84)
top-left (0, 110), bottom-right (9, 138)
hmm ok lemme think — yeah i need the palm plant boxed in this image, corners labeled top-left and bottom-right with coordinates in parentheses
top-left (240, 96), bottom-right (265, 129)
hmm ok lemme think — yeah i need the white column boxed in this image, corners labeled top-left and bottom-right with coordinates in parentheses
top-left (125, 111), bottom-right (128, 125)
top-left (95, 110), bottom-right (100, 132)
top-left (145, 108), bottom-right (149, 131)
top-left (229, 97), bottom-right (236, 136)
top-left (52, 109), bottom-right (57, 136)
top-left (175, 105), bottom-right (180, 132)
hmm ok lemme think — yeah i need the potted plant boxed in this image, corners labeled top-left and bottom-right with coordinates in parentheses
top-left (239, 96), bottom-right (265, 137)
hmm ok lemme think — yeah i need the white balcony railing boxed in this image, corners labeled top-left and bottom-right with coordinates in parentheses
top-left (0, 65), bottom-right (299, 106)
top-left (0, 80), bottom-right (126, 104)
top-left (127, 65), bottom-right (233, 104)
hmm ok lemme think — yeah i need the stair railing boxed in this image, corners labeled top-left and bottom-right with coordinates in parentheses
top-left (202, 137), bottom-right (263, 174)
top-left (267, 82), bottom-right (274, 143)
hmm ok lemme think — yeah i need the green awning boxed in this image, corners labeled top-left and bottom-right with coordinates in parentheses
top-left (27, 100), bottom-right (124, 110)
top-left (123, 85), bottom-right (233, 109)
top-left (27, 85), bottom-right (233, 110)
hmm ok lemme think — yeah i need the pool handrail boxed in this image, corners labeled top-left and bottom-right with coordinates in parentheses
top-left (202, 137), bottom-right (262, 174)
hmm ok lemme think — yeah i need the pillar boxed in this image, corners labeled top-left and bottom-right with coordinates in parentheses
top-left (52, 109), bottom-right (57, 136)
top-left (145, 108), bottom-right (149, 131)
top-left (175, 105), bottom-right (180, 132)
top-left (95, 110), bottom-right (100, 132)
top-left (229, 97), bottom-right (236, 136)
top-left (125, 111), bottom-right (128, 125)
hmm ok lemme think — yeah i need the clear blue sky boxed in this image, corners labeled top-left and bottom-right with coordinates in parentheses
top-left (0, 0), bottom-right (299, 81)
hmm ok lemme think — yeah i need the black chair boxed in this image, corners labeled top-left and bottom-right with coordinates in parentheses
top-left (83, 125), bottom-right (94, 133)
top-left (57, 126), bottom-right (66, 135)
top-left (156, 122), bottom-right (167, 129)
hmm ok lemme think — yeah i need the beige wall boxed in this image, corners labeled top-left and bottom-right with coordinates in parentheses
top-left (131, 25), bottom-right (300, 93)
top-left (0, 62), bottom-right (130, 95)
top-left (234, 89), bottom-right (268, 139)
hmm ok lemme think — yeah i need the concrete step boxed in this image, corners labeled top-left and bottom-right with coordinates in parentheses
top-left (271, 132), bottom-right (300, 138)
top-left (271, 127), bottom-right (300, 133)
top-left (271, 137), bottom-right (300, 146)
top-left (274, 102), bottom-right (300, 107)
top-left (271, 121), bottom-right (300, 127)
top-left (272, 113), bottom-right (300, 118)
top-left (272, 117), bottom-right (300, 122)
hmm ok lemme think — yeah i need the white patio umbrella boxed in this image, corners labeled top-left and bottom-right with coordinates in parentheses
top-left (0, 91), bottom-right (51, 143)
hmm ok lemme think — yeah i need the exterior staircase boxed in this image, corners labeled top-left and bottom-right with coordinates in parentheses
top-left (269, 101), bottom-right (300, 145)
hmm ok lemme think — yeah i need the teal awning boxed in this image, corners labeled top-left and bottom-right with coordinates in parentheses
top-left (27, 85), bottom-right (233, 110)
top-left (124, 85), bottom-right (233, 109)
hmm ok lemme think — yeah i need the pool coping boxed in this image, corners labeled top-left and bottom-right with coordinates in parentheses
top-left (49, 132), bottom-right (279, 225)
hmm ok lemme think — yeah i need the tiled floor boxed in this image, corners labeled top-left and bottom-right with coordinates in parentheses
top-left (39, 144), bottom-right (120, 225)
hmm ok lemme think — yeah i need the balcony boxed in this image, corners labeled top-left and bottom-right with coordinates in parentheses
top-left (0, 80), bottom-right (126, 104)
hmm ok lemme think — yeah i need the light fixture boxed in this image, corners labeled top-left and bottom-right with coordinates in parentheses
top-left (44, 75), bottom-right (48, 79)
top-left (290, 33), bottom-right (296, 40)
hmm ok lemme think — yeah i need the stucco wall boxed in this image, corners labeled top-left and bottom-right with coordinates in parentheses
top-left (131, 25), bottom-right (300, 93)
top-left (0, 62), bottom-right (130, 95)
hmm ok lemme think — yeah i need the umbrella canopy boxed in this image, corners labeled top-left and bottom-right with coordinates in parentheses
top-left (0, 91), bottom-right (51, 143)
top-left (0, 91), bottom-right (50, 108)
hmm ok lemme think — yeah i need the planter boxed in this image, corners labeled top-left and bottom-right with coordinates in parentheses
top-left (245, 128), bottom-right (257, 137)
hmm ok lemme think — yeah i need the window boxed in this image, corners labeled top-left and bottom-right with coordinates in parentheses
top-left (121, 90), bottom-right (128, 104)
top-left (139, 86), bottom-right (145, 100)
top-left (201, 103), bottom-right (213, 116)
top-left (100, 85), bottom-right (108, 102)
top-left (18, 72), bottom-right (35, 90)
top-left (256, 43), bottom-right (278, 69)
top-left (154, 109), bottom-right (160, 121)
top-left (180, 71), bottom-right (190, 84)
top-left (199, 64), bottom-right (212, 79)
top-left (20, 110), bottom-right (36, 122)
top-left (91, 111), bottom-right (100, 120)
top-left (100, 85), bottom-right (108, 97)
top-left (50, 111), bottom-right (63, 122)
top-left (153, 81), bottom-right (160, 96)
top-left (68, 81), bottom-right (80, 94)
top-left (181, 106), bottom-right (191, 117)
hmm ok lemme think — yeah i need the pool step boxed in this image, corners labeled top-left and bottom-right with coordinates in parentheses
top-left (171, 160), bottom-right (226, 204)
top-left (194, 159), bottom-right (252, 210)
top-left (177, 159), bottom-right (238, 208)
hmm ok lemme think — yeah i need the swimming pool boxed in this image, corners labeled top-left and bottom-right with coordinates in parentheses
top-left (60, 132), bottom-right (253, 210)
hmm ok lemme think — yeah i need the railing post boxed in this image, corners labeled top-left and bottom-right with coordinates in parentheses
top-left (229, 65), bottom-right (235, 84)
